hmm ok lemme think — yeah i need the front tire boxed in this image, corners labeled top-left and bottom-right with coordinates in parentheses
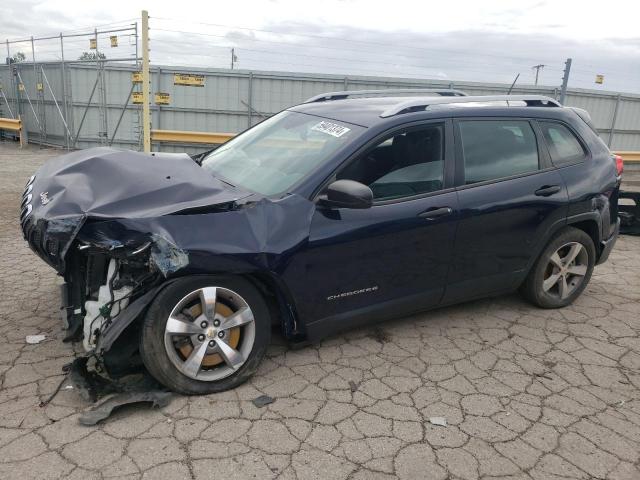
top-left (140, 275), bottom-right (271, 395)
top-left (521, 227), bottom-right (595, 309)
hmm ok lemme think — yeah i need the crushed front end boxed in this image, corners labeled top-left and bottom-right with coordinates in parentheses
top-left (19, 147), bottom-right (251, 376)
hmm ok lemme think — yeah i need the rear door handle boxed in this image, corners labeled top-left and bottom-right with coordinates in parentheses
top-left (418, 207), bottom-right (453, 220)
top-left (535, 185), bottom-right (561, 197)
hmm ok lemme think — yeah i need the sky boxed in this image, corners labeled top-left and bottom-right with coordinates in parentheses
top-left (2, 0), bottom-right (640, 93)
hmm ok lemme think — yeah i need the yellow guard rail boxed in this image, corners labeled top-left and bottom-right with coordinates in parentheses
top-left (0, 117), bottom-right (25, 147)
top-left (150, 130), bottom-right (235, 145)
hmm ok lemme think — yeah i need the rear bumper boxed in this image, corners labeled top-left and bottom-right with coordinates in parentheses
top-left (596, 218), bottom-right (619, 265)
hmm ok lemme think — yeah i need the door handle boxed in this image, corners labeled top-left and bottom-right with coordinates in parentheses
top-left (535, 185), bottom-right (561, 197)
top-left (418, 207), bottom-right (453, 220)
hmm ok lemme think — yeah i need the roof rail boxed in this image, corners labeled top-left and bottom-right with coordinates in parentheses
top-left (380, 95), bottom-right (561, 118)
top-left (304, 88), bottom-right (467, 103)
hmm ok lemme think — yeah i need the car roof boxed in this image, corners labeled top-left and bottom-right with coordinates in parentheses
top-left (289, 97), bottom-right (416, 127)
top-left (288, 95), bottom-right (570, 128)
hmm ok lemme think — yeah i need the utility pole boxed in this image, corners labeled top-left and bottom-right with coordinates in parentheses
top-left (141, 10), bottom-right (151, 153)
top-left (559, 58), bottom-right (572, 105)
top-left (532, 64), bottom-right (545, 86)
top-left (230, 48), bottom-right (237, 70)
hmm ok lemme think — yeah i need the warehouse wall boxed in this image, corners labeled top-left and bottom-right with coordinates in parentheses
top-left (1, 62), bottom-right (638, 153)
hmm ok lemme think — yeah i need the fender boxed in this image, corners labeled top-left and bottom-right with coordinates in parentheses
top-left (521, 210), bottom-right (603, 281)
top-left (97, 268), bottom-right (305, 354)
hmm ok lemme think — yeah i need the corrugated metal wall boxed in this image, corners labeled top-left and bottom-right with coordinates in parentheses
top-left (1, 62), bottom-right (639, 153)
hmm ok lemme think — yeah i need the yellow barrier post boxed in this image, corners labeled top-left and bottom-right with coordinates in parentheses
top-left (18, 115), bottom-right (24, 148)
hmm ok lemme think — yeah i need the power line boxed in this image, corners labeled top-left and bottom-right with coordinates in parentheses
top-left (4, 19), bottom-right (138, 43)
top-left (152, 17), bottom-right (566, 65)
top-left (152, 28), bottom-right (558, 78)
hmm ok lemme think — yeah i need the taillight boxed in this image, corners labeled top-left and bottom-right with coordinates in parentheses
top-left (614, 154), bottom-right (624, 176)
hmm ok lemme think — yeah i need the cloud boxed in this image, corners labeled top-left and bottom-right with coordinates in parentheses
top-left (1, 0), bottom-right (639, 93)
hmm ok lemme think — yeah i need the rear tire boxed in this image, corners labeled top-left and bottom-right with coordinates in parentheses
top-left (140, 275), bottom-right (271, 395)
top-left (521, 227), bottom-right (595, 309)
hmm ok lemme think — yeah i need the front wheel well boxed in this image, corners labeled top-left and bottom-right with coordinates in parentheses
top-left (242, 272), bottom-right (302, 340)
top-left (103, 271), bottom-right (302, 368)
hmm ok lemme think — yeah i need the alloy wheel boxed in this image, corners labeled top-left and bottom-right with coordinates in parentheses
top-left (542, 242), bottom-right (589, 300)
top-left (163, 287), bottom-right (256, 381)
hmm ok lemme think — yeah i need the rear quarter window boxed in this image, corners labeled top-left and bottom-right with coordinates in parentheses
top-left (539, 121), bottom-right (587, 166)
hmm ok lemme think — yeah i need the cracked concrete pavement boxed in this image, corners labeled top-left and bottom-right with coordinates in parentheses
top-left (1, 142), bottom-right (639, 479)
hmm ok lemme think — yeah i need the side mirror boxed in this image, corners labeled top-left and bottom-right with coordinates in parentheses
top-left (320, 179), bottom-right (373, 209)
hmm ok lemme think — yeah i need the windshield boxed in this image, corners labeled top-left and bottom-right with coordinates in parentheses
top-left (201, 111), bottom-right (363, 195)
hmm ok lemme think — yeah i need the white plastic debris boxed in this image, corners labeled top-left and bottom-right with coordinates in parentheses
top-left (26, 334), bottom-right (46, 344)
top-left (429, 417), bottom-right (447, 427)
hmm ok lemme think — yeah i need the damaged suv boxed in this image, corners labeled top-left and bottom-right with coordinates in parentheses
top-left (21, 90), bottom-right (621, 394)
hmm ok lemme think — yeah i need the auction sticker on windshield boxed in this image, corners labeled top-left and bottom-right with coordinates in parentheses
top-left (311, 121), bottom-right (351, 138)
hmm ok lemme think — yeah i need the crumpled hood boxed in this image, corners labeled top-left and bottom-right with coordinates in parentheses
top-left (29, 147), bottom-right (250, 220)
top-left (22, 147), bottom-right (252, 272)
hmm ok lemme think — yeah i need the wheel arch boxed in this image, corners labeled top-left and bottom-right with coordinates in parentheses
top-left (521, 212), bottom-right (601, 285)
top-left (100, 270), bottom-right (304, 361)
top-left (566, 212), bottom-right (603, 260)
top-left (567, 218), bottom-right (600, 249)
top-left (241, 271), bottom-right (304, 342)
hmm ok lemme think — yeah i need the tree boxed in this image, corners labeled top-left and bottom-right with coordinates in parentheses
top-left (78, 51), bottom-right (106, 61)
top-left (11, 52), bottom-right (26, 63)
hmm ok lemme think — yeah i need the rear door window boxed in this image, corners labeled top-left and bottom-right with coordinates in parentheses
top-left (539, 121), bottom-right (586, 166)
top-left (459, 120), bottom-right (539, 184)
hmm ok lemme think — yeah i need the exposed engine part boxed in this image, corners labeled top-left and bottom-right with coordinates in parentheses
top-left (83, 259), bottom-right (133, 351)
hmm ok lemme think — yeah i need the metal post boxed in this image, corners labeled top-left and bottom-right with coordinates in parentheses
top-left (31, 36), bottom-right (42, 142)
top-left (247, 71), bottom-right (253, 128)
top-left (6, 39), bottom-right (17, 117)
top-left (608, 93), bottom-right (621, 148)
top-left (73, 73), bottom-right (101, 147)
top-left (109, 82), bottom-right (135, 146)
top-left (141, 10), bottom-right (151, 152)
top-left (94, 28), bottom-right (108, 144)
top-left (41, 67), bottom-right (69, 137)
top-left (1, 89), bottom-right (14, 118)
top-left (155, 66), bottom-right (161, 130)
top-left (134, 22), bottom-right (139, 66)
top-left (60, 33), bottom-right (69, 149)
top-left (559, 58), bottom-right (572, 105)
top-left (16, 70), bottom-right (41, 130)
top-left (100, 61), bottom-right (108, 144)
top-left (13, 64), bottom-right (21, 120)
top-left (41, 66), bottom-right (72, 139)
top-left (343, 76), bottom-right (348, 90)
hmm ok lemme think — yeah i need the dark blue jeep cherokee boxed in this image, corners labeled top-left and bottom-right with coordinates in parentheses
top-left (21, 90), bottom-right (621, 394)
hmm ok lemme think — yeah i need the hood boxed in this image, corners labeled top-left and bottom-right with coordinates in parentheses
top-left (28, 147), bottom-right (251, 220)
top-left (21, 147), bottom-right (252, 272)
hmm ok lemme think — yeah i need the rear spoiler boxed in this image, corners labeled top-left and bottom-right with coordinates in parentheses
top-left (568, 107), bottom-right (598, 134)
